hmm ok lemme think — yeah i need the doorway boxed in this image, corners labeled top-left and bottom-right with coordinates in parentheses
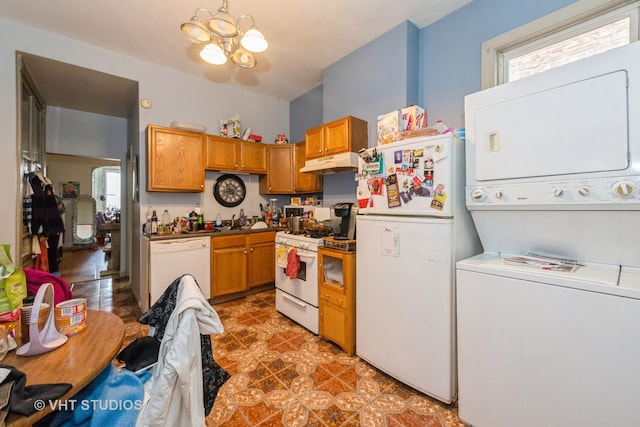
top-left (17, 52), bottom-right (139, 284)
top-left (47, 154), bottom-right (121, 283)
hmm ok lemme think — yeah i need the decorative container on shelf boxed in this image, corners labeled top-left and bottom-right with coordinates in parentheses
top-left (220, 115), bottom-right (241, 138)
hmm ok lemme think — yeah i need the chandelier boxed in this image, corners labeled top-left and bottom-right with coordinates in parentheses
top-left (180, 0), bottom-right (268, 68)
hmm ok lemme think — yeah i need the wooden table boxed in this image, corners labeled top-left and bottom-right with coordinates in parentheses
top-left (4, 309), bottom-right (125, 426)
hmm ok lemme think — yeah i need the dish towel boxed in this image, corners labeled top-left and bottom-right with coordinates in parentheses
top-left (276, 245), bottom-right (288, 268)
top-left (286, 249), bottom-right (300, 279)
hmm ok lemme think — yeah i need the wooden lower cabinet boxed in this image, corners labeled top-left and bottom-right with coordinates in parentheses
top-left (211, 231), bottom-right (276, 298)
top-left (318, 247), bottom-right (356, 355)
top-left (211, 235), bottom-right (247, 297)
top-left (247, 232), bottom-right (276, 289)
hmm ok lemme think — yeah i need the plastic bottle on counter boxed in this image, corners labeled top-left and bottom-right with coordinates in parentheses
top-left (150, 210), bottom-right (158, 235)
top-left (238, 209), bottom-right (246, 226)
top-left (215, 214), bottom-right (222, 227)
top-left (161, 209), bottom-right (171, 227)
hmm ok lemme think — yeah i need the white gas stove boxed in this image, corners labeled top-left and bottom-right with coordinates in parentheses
top-left (274, 231), bottom-right (324, 333)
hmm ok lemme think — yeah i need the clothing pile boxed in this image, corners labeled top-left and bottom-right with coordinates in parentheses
top-left (23, 171), bottom-right (65, 274)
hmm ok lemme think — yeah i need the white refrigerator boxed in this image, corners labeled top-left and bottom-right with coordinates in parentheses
top-left (355, 134), bottom-right (481, 403)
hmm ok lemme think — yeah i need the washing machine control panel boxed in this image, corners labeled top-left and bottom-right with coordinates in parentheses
top-left (467, 177), bottom-right (640, 209)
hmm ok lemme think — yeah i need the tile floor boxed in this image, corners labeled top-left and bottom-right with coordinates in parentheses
top-left (71, 277), bottom-right (465, 427)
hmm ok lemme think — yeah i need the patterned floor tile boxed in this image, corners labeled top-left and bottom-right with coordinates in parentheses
top-left (87, 277), bottom-right (466, 427)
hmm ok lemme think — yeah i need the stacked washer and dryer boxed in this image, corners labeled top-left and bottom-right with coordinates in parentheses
top-left (457, 42), bottom-right (640, 426)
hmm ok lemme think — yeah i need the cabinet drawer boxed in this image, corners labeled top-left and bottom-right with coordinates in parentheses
top-left (212, 234), bottom-right (246, 249)
top-left (247, 231), bottom-right (276, 245)
top-left (320, 286), bottom-right (348, 308)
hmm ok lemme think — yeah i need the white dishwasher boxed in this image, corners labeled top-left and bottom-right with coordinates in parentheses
top-left (149, 237), bottom-right (211, 306)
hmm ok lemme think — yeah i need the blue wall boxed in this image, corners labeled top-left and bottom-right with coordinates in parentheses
top-left (290, 84), bottom-right (323, 142)
top-left (323, 21), bottom-right (420, 139)
top-left (421, 0), bottom-right (577, 127)
top-left (290, 0), bottom-right (578, 204)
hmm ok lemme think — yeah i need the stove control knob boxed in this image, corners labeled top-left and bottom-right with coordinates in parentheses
top-left (495, 190), bottom-right (504, 199)
top-left (553, 188), bottom-right (564, 197)
top-left (611, 181), bottom-right (638, 199)
top-left (471, 189), bottom-right (486, 202)
top-left (300, 243), bottom-right (309, 250)
top-left (577, 185), bottom-right (590, 196)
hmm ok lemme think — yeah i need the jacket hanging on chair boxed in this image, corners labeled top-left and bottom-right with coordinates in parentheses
top-left (137, 274), bottom-right (229, 426)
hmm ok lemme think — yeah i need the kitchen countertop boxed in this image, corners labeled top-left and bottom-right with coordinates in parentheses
top-left (144, 227), bottom-right (286, 241)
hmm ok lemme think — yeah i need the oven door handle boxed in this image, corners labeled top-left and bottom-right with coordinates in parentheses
top-left (275, 244), bottom-right (317, 262)
top-left (296, 250), bottom-right (317, 262)
top-left (282, 293), bottom-right (307, 308)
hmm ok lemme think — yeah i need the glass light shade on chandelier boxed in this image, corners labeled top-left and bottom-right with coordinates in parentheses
top-left (200, 43), bottom-right (227, 65)
top-left (240, 24), bottom-right (268, 53)
top-left (180, 0), bottom-right (268, 69)
top-left (231, 47), bottom-right (256, 68)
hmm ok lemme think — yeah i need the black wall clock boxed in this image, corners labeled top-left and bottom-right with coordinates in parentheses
top-left (213, 174), bottom-right (246, 207)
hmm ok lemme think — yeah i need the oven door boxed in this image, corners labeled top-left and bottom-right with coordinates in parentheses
top-left (275, 244), bottom-right (319, 307)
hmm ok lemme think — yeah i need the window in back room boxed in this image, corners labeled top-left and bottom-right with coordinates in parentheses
top-left (481, 0), bottom-right (640, 89)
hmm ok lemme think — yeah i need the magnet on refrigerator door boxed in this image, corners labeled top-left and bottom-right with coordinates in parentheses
top-left (386, 174), bottom-right (402, 208)
top-left (410, 175), bottom-right (431, 198)
top-left (394, 150), bottom-right (402, 164)
top-left (400, 191), bottom-right (412, 204)
top-left (431, 193), bottom-right (447, 211)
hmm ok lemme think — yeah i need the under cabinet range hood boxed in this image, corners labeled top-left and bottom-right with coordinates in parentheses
top-left (300, 152), bottom-right (362, 174)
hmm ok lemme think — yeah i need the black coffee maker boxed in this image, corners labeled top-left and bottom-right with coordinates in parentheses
top-left (331, 203), bottom-right (357, 240)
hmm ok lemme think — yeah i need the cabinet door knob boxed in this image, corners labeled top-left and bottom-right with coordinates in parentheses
top-left (250, 247), bottom-right (254, 252)
top-left (243, 250), bottom-right (247, 255)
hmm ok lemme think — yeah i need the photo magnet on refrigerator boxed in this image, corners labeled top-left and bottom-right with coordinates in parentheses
top-left (386, 174), bottom-right (402, 208)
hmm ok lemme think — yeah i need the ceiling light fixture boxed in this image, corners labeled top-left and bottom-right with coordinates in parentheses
top-left (180, 0), bottom-right (268, 69)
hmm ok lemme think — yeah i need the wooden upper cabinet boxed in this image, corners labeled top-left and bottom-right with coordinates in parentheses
top-left (305, 116), bottom-right (368, 161)
top-left (294, 142), bottom-right (322, 193)
top-left (206, 135), bottom-right (238, 171)
top-left (239, 140), bottom-right (267, 174)
top-left (259, 144), bottom-right (294, 194)
top-left (305, 125), bottom-right (324, 160)
top-left (147, 125), bottom-right (205, 192)
top-left (259, 142), bottom-right (322, 194)
top-left (206, 135), bottom-right (266, 174)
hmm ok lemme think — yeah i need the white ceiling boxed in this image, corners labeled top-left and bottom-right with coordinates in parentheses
top-left (1, 0), bottom-right (470, 116)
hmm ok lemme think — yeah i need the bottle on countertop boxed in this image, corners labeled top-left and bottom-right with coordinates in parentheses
top-left (161, 209), bottom-right (171, 226)
top-left (238, 208), bottom-right (246, 226)
top-left (215, 213), bottom-right (222, 227)
top-left (151, 210), bottom-right (158, 235)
